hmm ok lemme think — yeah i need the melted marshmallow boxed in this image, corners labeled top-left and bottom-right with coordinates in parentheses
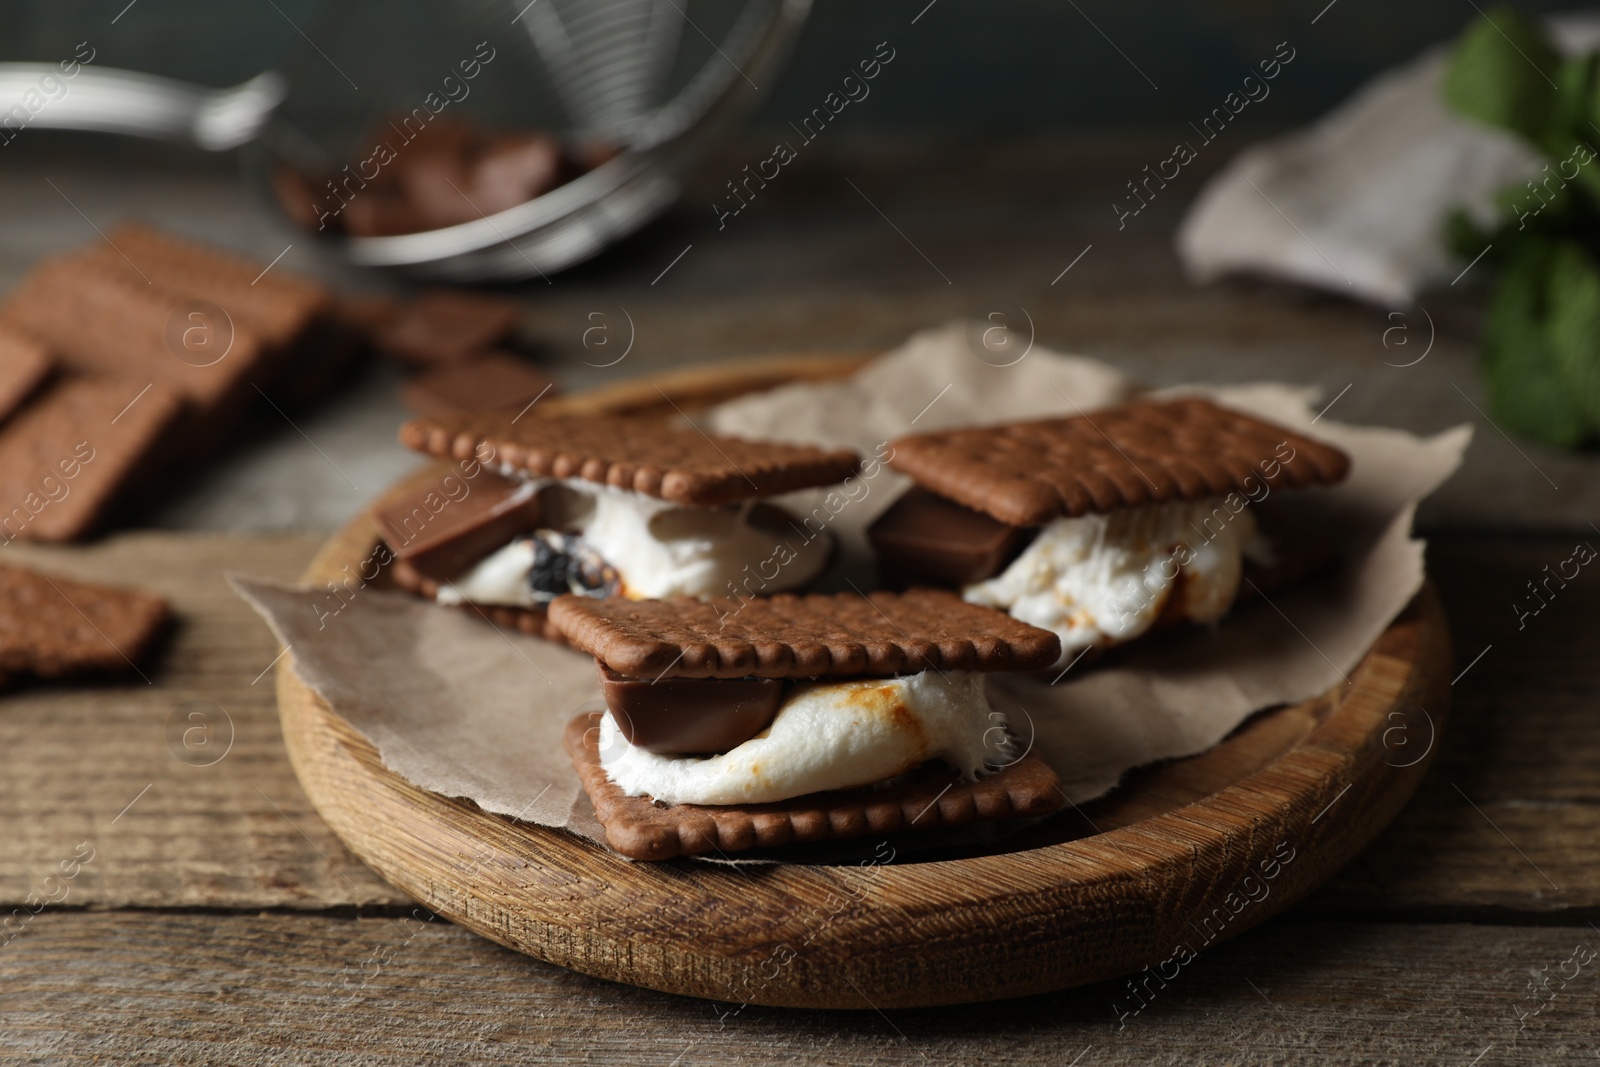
top-left (597, 671), bottom-right (1010, 806)
top-left (963, 499), bottom-right (1258, 662)
top-left (436, 480), bottom-right (831, 607)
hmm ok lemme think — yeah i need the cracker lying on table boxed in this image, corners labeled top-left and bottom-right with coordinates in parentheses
top-left (0, 325), bottom-right (52, 426)
top-left (0, 253), bottom-right (272, 448)
top-left (96, 222), bottom-right (334, 351)
top-left (0, 563), bottom-right (168, 684)
top-left (92, 222), bottom-right (362, 403)
top-left (0, 377), bottom-right (183, 542)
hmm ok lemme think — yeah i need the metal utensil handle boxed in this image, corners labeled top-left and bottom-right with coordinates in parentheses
top-left (0, 65), bottom-right (284, 150)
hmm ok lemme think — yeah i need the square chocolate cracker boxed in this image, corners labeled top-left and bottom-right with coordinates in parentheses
top-left (0, 324), bottom-right (52, 427)
top-left (549, 587), bottom-right (1063, 679)
top-left (0, 564), bottom-right (168, 683)
top-left (0, 253), bottom-right (273, 448)
top-left (91, 223), bottom-right (361, 404)
top-left (95, 222), bottom-right (335, 352)
top-left (400, 413), bottom-right (861, 507)
top-left (564, 712), bottom-right (1063, 861)
top-left (887, 397), bottom-right (1351, 527)
top-left (0, 377), bottom-right (183, 542)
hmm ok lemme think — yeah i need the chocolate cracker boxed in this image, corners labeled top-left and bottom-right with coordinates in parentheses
top-left (400, 353), bottom-right (558, 418)
top-left (401, 414), bottom-right (861, 508)
top-left (97, 223), bottom-right (333, 349)
top-left (93, 223), bottom-right (361, 404)
top-left (566, 712), bottom-right (1063, 860)
top-left (548, 588), bottom-right (1061, 680)
top-left (0, 563), bottom-right (168, 682)
top-left (888, 398), bottom-right (1351, 527)
top-left (0, 254), bottom-right (272, 445)
top-left (0, 325), bottom-right (52, 425)
top-left (0, 378), bottom-right (182, 542)
top-left (371, 289), bottom-right (521, 366)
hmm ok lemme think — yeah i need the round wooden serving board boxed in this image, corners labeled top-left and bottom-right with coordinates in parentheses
top-left (276, 353), bottom-right (1452, 1009)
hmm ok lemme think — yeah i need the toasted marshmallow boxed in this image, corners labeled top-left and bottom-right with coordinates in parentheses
top-left (962, 499), bottom-right (1258, 662)
top-left (597, 670), bottom-right (1010, 806)
top-left (436, 479), bottom-right (831, 607)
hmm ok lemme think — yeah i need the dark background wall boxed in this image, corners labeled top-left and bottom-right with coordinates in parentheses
top-left (0, 0), bottom-right (1576, 131)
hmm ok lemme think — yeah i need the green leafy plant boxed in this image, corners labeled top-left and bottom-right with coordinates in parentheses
top-left (1444, 6), bottom-right (1600, 447)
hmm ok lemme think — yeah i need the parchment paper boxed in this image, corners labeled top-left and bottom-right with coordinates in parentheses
top-left (234, 324), bottom-right (1470, 849)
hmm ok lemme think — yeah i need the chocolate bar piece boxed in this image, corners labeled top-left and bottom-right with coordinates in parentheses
top-left (888, 397), bottom-right (1352, 527)
top-left (597, 664), bottom-right (782, 755)
top-left (338, 188), bottom-right (433, 239)
top-left (400, 353), bottom-right (557, 418)
top-left (0, 563), bottom-right (169, 683)
top-left (868, 485), bottom-right (1033, 587)
top-left (467, 132), bottom-right (566, 216)
top-left (565, 712), bottom-right (1063, 861)
top-left (279, 116), bottom-right (590, 239)
top-left (372, 289), bottom-right (521, 366)
top-left (375, 468), bottom-right (541, 582)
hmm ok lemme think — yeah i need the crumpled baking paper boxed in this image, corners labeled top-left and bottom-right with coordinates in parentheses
top-left (235, 324), bottom-right (1469, 851)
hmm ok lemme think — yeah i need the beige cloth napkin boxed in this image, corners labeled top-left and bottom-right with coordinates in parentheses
top-left (1176, 16), bottom-right (1600, 306)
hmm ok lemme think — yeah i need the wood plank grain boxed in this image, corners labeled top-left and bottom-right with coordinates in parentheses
top-left (1, 911), bottom-right (1594, 1065)
top-left (1307, 535), bottom-right (1600, 916)
top-left (0, 533), bottom-right (402, 909)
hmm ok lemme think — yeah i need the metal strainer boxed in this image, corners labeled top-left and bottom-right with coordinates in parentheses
top-left (0, 0), bottom-right (810, 281)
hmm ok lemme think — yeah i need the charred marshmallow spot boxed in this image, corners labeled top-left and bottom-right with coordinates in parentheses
top-left (527, 531), bottom-right (619, 602)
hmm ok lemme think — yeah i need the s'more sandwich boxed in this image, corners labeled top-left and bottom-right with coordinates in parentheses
top-left (376, 413), bottom-right (861, 640)
top-left (549, 588), bottom-right (1064, 860)
top-left (868, 397), bottom-right (1351, 666)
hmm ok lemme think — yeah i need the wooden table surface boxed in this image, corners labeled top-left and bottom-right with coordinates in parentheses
top-left (1, 135), bottom-right (1597, 1065)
